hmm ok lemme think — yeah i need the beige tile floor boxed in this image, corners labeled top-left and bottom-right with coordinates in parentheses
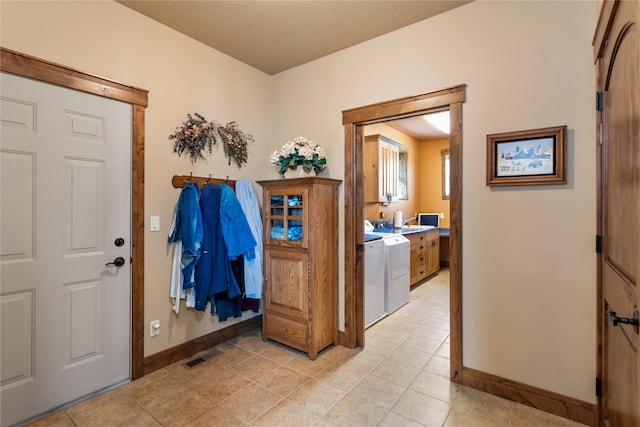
top-left (28, 269), bottom-right (584, 427)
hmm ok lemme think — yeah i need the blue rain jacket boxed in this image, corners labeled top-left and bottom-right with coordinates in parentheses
top-left (219, 183), bottom-right (257, 261)
top-left (167, 182), bottom-right (202, 289)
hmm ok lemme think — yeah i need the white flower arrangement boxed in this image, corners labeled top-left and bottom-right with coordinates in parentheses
top-left (270, 136), bottom-right (327, 175)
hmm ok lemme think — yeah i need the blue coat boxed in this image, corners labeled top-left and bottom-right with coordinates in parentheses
top-left (219, 183), bottom-right (257, 261)
top-left (194, 184), bottom-right (241, 312)
top-left (168, 182), bottom-right (202, 289)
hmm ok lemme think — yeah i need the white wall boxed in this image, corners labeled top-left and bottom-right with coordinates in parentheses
top-left (271, 1), bottom-right (597, 403)
top-left (1, 0), bottom-right (598, 404)
top-left (0, 0), bottom-right (275, 357)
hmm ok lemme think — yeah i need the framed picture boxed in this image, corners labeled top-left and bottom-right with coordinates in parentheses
top-left (486, 125), bottom-right (567, 186)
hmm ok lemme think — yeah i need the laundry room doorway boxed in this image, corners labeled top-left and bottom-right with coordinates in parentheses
top-left (342, 85), bottom-right (465, 383)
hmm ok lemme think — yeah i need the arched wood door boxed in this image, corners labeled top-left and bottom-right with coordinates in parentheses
top-left (594, 1), bottom-right (639, 425)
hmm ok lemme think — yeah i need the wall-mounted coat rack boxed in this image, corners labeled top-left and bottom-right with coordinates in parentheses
top-left (172, 173), bottom-right (236, 189)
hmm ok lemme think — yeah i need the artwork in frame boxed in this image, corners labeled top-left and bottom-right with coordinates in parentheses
top-left (486, 125), bottom-right (567, 186)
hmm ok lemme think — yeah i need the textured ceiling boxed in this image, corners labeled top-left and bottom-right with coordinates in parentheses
top-left (117, 0), bottom-right (467, 138)
top-left (117, 0), bottom-right (471, 75)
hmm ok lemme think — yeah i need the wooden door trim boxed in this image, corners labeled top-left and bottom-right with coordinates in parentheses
top-left (1, 47), bottom-right (148, 380)
top-left (341, 84), bottom-right (465, 383)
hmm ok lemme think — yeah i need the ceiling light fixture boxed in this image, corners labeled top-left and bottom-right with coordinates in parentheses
top-left (424, 111), bottom-right (450, 134)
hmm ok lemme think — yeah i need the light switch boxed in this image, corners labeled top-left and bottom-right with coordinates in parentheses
top-left (150, 216), bottom-right (160, 232)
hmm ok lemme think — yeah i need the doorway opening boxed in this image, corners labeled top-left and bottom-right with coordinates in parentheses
top-left (342, 85), bottom-right (465, 382)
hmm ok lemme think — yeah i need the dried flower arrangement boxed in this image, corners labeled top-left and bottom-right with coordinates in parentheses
top-left (218, 121), bottom-right (253, 167)
top-left (169, 113), bottom-right (251, 167)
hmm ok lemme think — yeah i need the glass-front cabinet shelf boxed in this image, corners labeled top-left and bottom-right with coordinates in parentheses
top-left (266, 189), bottom-right (308, 246)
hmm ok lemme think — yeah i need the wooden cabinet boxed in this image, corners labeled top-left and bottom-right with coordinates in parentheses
top-left (364, 134), bottom-right (400, 203)
top-left (425, 229), bottom-right (440, 276)
top-left (407, 229), bottom-right (440, 286)
top-left (257, 177), bottom-right (341, 360)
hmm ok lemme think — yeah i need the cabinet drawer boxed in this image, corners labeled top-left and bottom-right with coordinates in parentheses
top-left (265, 314), bottom-right (308, 351)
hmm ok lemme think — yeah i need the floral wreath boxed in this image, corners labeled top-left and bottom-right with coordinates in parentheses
top-left (169, 113), bottom-right (252, 167)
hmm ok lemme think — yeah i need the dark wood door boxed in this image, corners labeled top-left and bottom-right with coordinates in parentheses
top-left (595, 1), bottom-right (639, 426)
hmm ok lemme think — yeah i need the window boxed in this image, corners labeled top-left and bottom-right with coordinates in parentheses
top-left (398, 149), bottom-right (408, 200)
top-left (442, 149), bottom-right (450, 200)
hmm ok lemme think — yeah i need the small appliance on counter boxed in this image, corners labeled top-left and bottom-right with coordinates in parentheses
top-left (393, 210), bottom-right (403, 228)
top-left (418, 213), bottom-right (440, 228)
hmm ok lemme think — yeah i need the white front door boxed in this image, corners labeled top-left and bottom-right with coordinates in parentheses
top-left (0, 72), bottom-right (131, 426)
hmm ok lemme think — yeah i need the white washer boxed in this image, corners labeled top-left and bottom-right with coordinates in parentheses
top-left (365, 237), bottom-right (386, 328)
top-left (383, 234), bottom-right (410, 314)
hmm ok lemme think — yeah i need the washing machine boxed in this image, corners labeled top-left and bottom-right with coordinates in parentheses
top-left (383, 234), bottom-right (410, 314)
top-left (364, 234), bottom-right (385, 328)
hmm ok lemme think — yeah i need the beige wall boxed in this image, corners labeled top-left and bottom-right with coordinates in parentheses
top-left (418, 138), bottom-right (450, 229)
top-left (0, 0), bottom-right (276, 357)
top-left (1, 0), bottom-right (597, 404)
top-left (270, 1), bottom-right (596, 403)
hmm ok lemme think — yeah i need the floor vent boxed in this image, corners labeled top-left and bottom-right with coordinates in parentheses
top-left (184, 357), bottom-right (206, 369)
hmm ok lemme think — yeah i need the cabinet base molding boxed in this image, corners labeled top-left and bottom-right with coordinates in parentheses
top-left (142, 316), bottom-right (261, 376)
top-left (462, 367), bottom-right (596, 426)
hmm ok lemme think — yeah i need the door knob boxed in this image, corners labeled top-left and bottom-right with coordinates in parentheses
top-left (106, 257), bottom-right (126, 267)
top-left (608, 310), bottom-right (639, 334)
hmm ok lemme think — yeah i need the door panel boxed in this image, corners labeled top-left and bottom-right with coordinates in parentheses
top-left (264, 248), bottom-right (309, 320)
top-left (0, 72), bottom-right (131, 426)
top-left (0, 150), bottom-right (35, 261)
top-left (597, 1), bottom-right (639, 426)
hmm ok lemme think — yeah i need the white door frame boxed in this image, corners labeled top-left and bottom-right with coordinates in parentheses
top-left (0, 47), bottom-right (148, 380)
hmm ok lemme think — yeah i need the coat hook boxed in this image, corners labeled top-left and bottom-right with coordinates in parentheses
top-left (185, 170), bottom-right (192, 184)
top-left (204, 173), bottom-right (211, 185)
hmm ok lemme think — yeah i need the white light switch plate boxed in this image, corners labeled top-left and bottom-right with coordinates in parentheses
top-left (150, 216), bottom-right (160, 232)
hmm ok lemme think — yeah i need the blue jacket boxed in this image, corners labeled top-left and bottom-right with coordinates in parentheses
top-left (219, 183), bottom-right (257, 261)
top-left (195, 184), bottom-right (241, 312)
top-left (168, 182), bottom-right (202, 289)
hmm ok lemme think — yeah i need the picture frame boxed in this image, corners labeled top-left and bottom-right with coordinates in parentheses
top-left (486, 125), bottom-right (567, 186)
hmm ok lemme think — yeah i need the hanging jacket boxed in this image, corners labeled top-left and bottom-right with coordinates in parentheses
top-left (219, 183), bottom-right (257, 261)
top-left (168, 182), bottom-right (203, 290)
top-left (195, 184), bottom-right (241, 312)
top-left (215, 256), bottom-right (244, 321)
top-left (168, 237), bottom-right (195, 313)
top-left (235, 178), bottom-right (263, 299)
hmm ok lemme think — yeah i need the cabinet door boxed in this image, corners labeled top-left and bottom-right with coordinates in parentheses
top-left (264, 248), bottom-right (309, 321)
top-left (378, 142), bottom-right (399, 202)
top-left (409, 234), bottom-right (419, 284)
top-left (409, 232), bottom-right (428, 285)
top-left (364, 135), bottom-right (400, 203)
top-left (426, 230), bottom-right (440, 275)
top-left (364, 138), bottom-right (381, 203)
top-left (264, 187), bottom-right (309, 248)
top-left (387, 143), bottom-right (399, 202)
